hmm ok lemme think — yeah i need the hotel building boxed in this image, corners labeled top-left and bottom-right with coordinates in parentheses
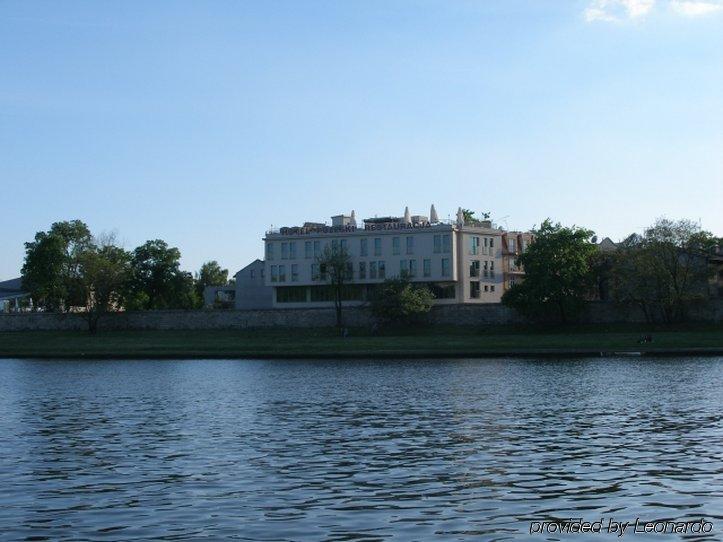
top-left (263, 206), bottom-right (533, 308)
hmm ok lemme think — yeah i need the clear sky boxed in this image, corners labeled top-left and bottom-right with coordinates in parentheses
top-left (2, 0), bottom-right (722, 279)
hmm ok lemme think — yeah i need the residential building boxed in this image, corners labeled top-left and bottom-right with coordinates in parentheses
top-left (203, 259), bottom-right (273, 310)
top-left (233, 259), bottom-right (273, 309)
top-left (263, 206), bottom-right (534, 308)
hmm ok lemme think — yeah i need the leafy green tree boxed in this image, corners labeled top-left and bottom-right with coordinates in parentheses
top-left (77, 238), bottom-right (132, 333)
top-left (21, 220), bottom-right (93, 311)
top-left (195, 260), bottom-right (229, 300)
top-left (127, 240), bottom-right (199, 310)
top-left (370, 274), bottom-right (434, 327)
top-left (611, 218), bottom-right (717, 323)
top-left (502, 219), bottom-right (597, 323)
top-left (461, 209), bottom-right (491, 225)
top-left (317, 244), bottom-right (353, 328)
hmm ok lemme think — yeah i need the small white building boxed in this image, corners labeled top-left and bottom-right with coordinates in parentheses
top-left (0, 278), bottom-right (31, 313)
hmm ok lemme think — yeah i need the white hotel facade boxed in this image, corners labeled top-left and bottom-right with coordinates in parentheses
top-left (263, 206), bottom-right (533, 308)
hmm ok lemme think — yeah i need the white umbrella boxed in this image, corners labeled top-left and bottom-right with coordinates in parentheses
top-left (430, 204), bottom-right (438, 223)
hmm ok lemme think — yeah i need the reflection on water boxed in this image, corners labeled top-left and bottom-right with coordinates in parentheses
top-left (0, 357), bottom-right (721, 540)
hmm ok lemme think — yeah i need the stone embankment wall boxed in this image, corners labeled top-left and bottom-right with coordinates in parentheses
top-left (0, 301), bottom-right (720, 332)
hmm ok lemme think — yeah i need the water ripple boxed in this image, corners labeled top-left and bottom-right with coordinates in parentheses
top-left (0, 357), bottom-right (721, 540)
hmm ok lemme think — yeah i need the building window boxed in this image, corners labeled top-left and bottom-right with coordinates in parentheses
top-left (313, 240), bottom-right (321, 257)
top-left (491, 285), bottom-right (495, 292)
top-left (250, 270), bottom-right (255, 279)
top-left (434, 235), bottom-right (441, 254)
top-left (278, 265), bottom-right (286, 282)
top-left (470, 236), bottom-right (479, 255)
top-left (483, 260), bottom-right (489, 278)
top-left (291, 264), bottom-right (298, 282)
top-left (281, 242), bottom-right (289, 260)
top-left (470, 260), bottom-right (480, 277)
top-left (359, 262), bottom-right (366, 279)
top-left (470, 281), bottom-right (480, 298)
top-left (290, 242), bottom-right (297, 259)
top-left (271, 265), bottom-right (278, 282)
top-left (442, 234), bottom-right (451, 253)
top-left (378, 261), bottom-right (386, 279)
top-left (360, 238), bottom-right (368, 257)
top-left (441, 258), bottom-right (450, 277)
top-left (266, 243), bottom-right (275, 261)
top-left (423, 259), bottom-right (431, 277)
top-left (489, 238), bottom-right (494, 248)
top-left (277, 286), bottom-right (307, 303)
top-left (392, 237), bottom-right (400, 255)
top-left (406, 236), bottom-right (414, 255)
top-left (490, 260), bottom-right (495, 277)
top-left (484, 284), bottom-right (489, 292)
top-left (311, 263), bottom-right (320, 281)
top-left (430, 283), bottom-right (455, 299)
top-left (341, 239), bottom-right (348, 251)
top-left (331, 239), bottom-right (339, 251)
top-left (305, 241), bottom-right (312, 259)
top-left (508, 238), bottom-right (516, 252)
top-left (374, 238), bottom-right (382, 256)
top-left (370, 261), bottom-right (377, 279)
top-left (399, 259), bottom-right (416, 278)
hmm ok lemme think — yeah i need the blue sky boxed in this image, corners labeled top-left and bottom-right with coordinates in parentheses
top-left (2, 0), bottom-right (722, 279)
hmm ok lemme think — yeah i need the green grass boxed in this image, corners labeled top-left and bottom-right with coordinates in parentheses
top-left (1, 324), bottom-right (722, 358)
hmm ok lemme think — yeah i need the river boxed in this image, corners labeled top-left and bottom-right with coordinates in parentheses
top-left (0, 357), bottom-right (721, 540)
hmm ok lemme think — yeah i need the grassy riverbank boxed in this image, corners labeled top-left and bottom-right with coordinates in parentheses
top-left (1, 324), bottom-right (722, 358)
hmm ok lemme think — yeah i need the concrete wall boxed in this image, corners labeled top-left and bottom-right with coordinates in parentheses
top-left (0, 300), bottom-right (720, 332)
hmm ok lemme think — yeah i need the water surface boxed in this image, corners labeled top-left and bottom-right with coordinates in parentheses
top-left (0, 357), bottom-right (721, 540)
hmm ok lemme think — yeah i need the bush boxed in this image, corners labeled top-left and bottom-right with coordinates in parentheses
top-left (370, 275), bottom-right (434, 327)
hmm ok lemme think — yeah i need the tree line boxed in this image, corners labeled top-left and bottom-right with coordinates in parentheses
top-left (21, 220), bottom-right (229, 332)
top-left (502, 218), bottom-right (721, 324)
top-left (19, 216), bottom-right (721, 332)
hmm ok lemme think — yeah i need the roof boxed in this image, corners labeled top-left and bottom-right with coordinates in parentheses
top-left (0, 277), bottom-right (29, 302)
top-left (0, 277), bottom-right (23, 292)
top-left (598, 237), bottom-right (618, 252)
top-left (234, 259), bottom-right (264, 277)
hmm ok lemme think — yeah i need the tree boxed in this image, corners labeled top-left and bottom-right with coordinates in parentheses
top-left (502, 219), bottom-right (597, 323)
top-left (462, 209), bottom-right (491, 225)
top-left (77, 236), bottom-right (131, 333)
top-left (21, 220), bottom-right (93, 311)
top-left (317, 244), bottom-right (353, 329)
top-left (126, 240), bottom-right (199, 310)
top-left (195, 260), bottom-right (229, 300)
top-left (611, 218), bottom-right (717, 323)
top-left (370, 274), bottom-right (434, 327)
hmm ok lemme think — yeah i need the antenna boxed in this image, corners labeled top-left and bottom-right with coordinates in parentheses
top-left (496, 215), bottom-right (510, 230)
